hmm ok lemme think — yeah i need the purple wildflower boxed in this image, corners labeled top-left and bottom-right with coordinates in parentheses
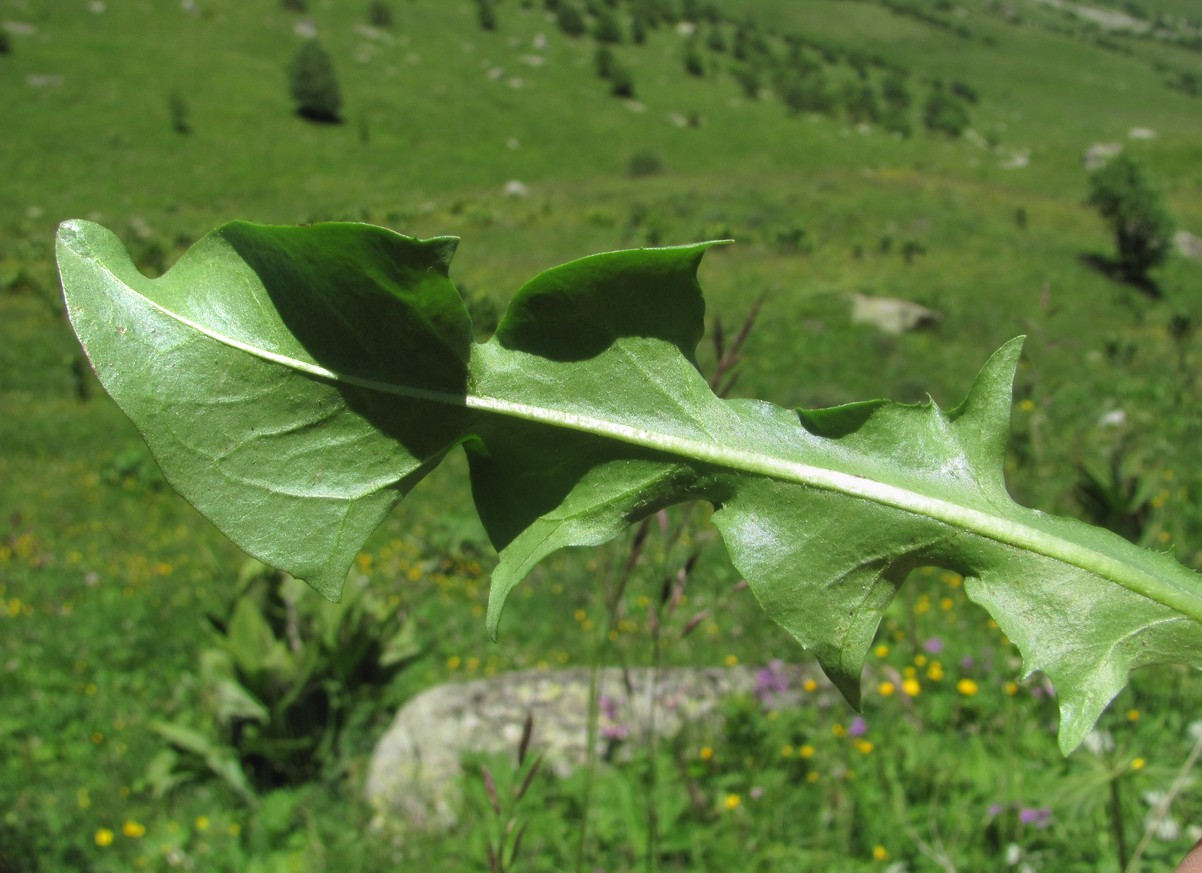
top-left (599, 694), bottom-right (629, 740)
top-left (1019, 807), bottom-right (1052, 829)
top-left (755, 660), bottom-right (790, 706)
top-left (848, 716), bottom-right (868, 737)
top-left (923, 637), bottom-right (944, 654)
top-left (987, 803), bottom-right (1006, 817)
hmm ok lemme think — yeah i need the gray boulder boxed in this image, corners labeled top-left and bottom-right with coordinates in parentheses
top-left (366, 664), bottom-right (829, 833)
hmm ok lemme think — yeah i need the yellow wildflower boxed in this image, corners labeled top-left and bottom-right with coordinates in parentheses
top-left (724, 794), bottom-right (741, 810)
top-left (122, 821), bottom-right (146, 839)
top-left (95, 828), bottom-right (114, 847)
top-left (699, 746), bottom-right (714, 761)
top-left (957, 678), bottom-right (979, 697)
top-left (873, 845), bottom-right (889, 861)
top-left (902, 678), bottom-right (921, 697)
top-left (878, 681), bottom-right (896, 697)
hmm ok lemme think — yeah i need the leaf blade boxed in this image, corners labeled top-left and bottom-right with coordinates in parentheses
top-left (58, 219), bottom-right (1202, 751)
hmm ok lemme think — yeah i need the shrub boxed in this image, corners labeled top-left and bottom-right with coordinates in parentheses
top-left (842, 80), bottom-right (881, 125)
top-left (280, 0), bottom-right (307, 10)
top-left (609, 64), bottom-right (636, 98)
top-left (949, 79), bottom-right (979, 103)
top-left (476, 0), bottom-right (497, 31)
top-left (922, 81), bottom-right (969, 137)
top-left (1087, 152), bottom-right (1175, 281)
top-left (706, 25), bottom-right (726, 52)
top-left (289, 39), bottom-right (342, 123)
top-left (0, 30), bottom-right (10, 56)
top-left (778, 70), bottom-right (835, 116)
top-left (731, 64), bottom-right (760, 100)
top-left (168, 91), bottom-right (191, 134)
top-left (683, 39), bottom-right (705, 77)
top-left (628, 149), bottom-right (663, 177)
top-left (630, 13), bottom-right (647, 43)
top-left (595, 45), bottom-right (615, 78)
top-left (881, 71), bottom-right (911, 110)
top-left (556, 1), bottom-right (587, 37)
top-left (367, 1), bottom-right (393, 28)
top-left (881, 105), bottom-right (912, 137)
top-left (593, 7), bottom-right (623, 43)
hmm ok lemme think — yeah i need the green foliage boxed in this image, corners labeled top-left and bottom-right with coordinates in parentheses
top-left (628, 149), bottom-right (663, 177)
top-left (608, 62), bottom-right (636, 98)
top-left (556, 1), bottom-right (587, 37)
top-left (368, 1), bottom-right (393, 28)
top-left (683, 39), bottom-right (705, 77)
top-left (58, 219), bottom-right (1202, 754)
top-left (594, 44), bottom-right (614, 78)
top-left (777, 69), bottom-right (835, 116)
top-left (288, 40), bottom-right (342, 124)
top-left (1086, 152), bottom-right (1176, 282)
top-left (842, 79), bottom-right (881, 125)
top-left (146, 562), bottom-right (421, 797)
top-left (592, 7), bottom-right (623, 43)
top-left (0, 29), bottom-right (11, 56)
top-left (168, 91), bottom-right (191, 134)
top-left (922, 81), bottom-right (970, 137)
top-left (477, 0), bottom-right (498, 32)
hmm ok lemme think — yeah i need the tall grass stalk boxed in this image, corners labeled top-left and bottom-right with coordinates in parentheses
top-left (1124, 729), bottom-right (1202, 872)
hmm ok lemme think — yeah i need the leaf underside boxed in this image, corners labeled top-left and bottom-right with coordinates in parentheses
top-left (57, 219), bottom-right (1202, 753)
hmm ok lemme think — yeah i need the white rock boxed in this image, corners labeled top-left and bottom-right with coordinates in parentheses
top-left (850, 293), bottom-right (942, 335)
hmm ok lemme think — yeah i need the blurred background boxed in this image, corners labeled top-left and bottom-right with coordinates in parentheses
top-left (3, 0), bottom-right (1202, 870)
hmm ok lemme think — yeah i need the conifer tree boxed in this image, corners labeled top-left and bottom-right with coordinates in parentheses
top-left (289, 39), bottom-right (342, 123)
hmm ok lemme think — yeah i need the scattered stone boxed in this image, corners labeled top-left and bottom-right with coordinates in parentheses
top-left (4, 21), bottom-right (37, 36)
top-left (1174, 230), bottom-right (1202, 260)
top-left (850, 293), bottom-right (943, 335)
top-left (1083, 142), bottom-right (1122, 171)
top-left (294, 19), bottom-right (317, 38)
top-left (366, 665), bottom-right (830, 833)
top-left (26, 74), bottom-right (63, 88)
top-left (1000, 148), bottom-right (1030, 169)
top-left (503, 179), bottom-right (528, 198)
top-left (1128, 127), bottom-right (1156, 140)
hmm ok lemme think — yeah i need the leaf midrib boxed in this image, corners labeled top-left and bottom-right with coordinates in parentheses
top-left (80, 245), bottom-right (1202, 625)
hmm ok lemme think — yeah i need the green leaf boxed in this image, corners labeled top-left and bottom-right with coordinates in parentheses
top-left (58, 219), bottom-right (1202, 753)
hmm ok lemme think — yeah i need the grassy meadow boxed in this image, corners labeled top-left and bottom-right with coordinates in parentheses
top-left (4, 0), bottom-right (1202, 869)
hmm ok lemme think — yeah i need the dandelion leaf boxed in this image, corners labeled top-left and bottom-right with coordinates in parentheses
top-left (58, 219), bottom-right (1202, 753)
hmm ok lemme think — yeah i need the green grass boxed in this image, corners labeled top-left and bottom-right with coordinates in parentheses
top-left (4, 0), bottom-right (1202, 869)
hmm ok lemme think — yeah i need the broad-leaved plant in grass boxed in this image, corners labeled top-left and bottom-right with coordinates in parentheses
top-left (56, 219), bottom-right (1202, 754)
